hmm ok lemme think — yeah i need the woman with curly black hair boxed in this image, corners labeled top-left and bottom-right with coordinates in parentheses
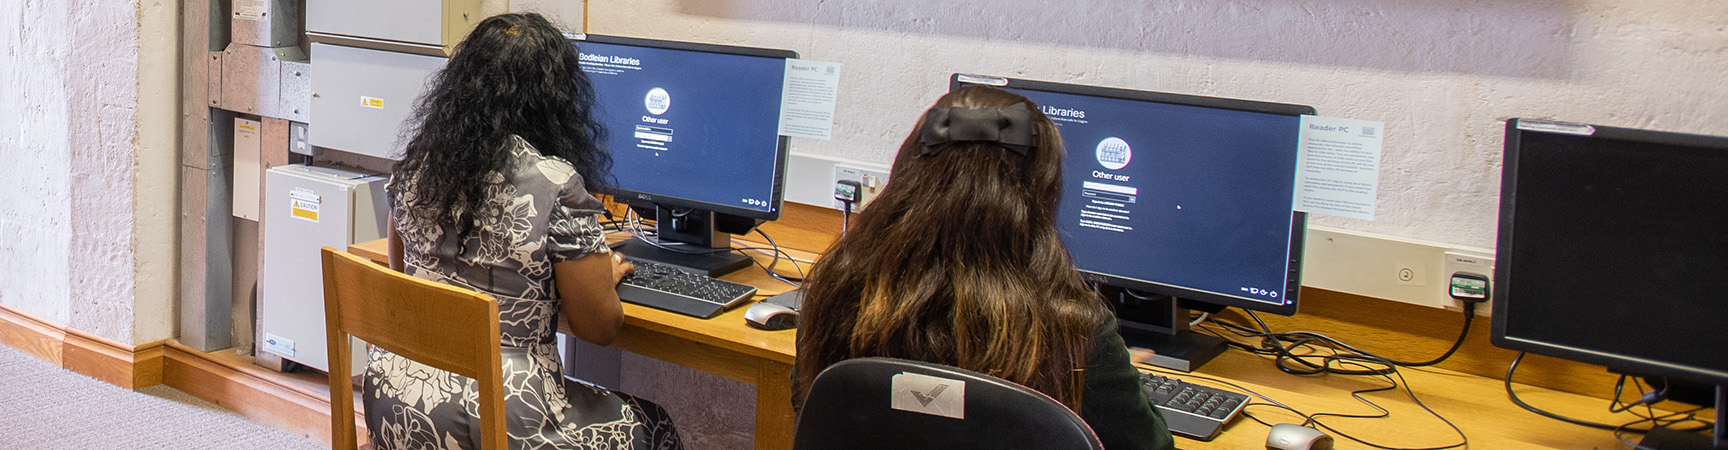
top-left (372, 12), bottom-right (682, 450)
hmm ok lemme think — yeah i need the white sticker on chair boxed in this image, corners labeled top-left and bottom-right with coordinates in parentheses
top-left (891, 372), bottom-right (966, 419)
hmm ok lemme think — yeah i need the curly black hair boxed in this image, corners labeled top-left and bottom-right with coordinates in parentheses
top-left (391, 12), bottom-right (609, 235)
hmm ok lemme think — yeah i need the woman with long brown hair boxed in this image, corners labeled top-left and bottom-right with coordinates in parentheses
top-left (794, 86), bottom-right (1174, 450)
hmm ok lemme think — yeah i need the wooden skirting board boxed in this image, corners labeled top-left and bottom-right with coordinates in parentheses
top-left (161, 340), bottom-right (368, 448)
top-left (0, 303), bottom-right (165, 389)
top-left (0, 302), bottom-right (365, 448)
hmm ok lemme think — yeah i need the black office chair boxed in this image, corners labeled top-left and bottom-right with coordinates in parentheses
top-left (792, 357), bottom-right (1104, 450)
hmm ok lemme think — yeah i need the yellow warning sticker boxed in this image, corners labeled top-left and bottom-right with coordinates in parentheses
top-left (361, 96), bottom-right (384, 109)
top-left (291, 198), bottom-right (320, 222)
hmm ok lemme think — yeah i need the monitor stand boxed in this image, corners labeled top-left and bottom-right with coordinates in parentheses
top-left (614, 205), bottom-right (752, 277)
top-left (1636, 384), bottom-right (1726, 450)
top-left (1105, 286), bottom-right (1228, 373)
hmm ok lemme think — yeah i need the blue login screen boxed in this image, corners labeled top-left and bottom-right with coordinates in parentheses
top-left (576, 40), bottom-right (786, 214)
top-left (1003, 87), bottom-right (1302, 307)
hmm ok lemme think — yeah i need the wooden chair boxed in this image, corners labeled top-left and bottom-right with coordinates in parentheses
top-left (321, 247), bottom-right (508, 450)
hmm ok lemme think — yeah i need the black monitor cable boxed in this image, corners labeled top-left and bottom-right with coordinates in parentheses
top-left (1198, 303), bottom-right (1475, 376)
top-left (1503, 352), bottom-right (1714, 435)
top-left (610, 218), bottom-right (807, 291)
top-left (1206, 314), bottom-right (1399, 376)
top-left (840, 201), bottom-right (853, 236)
top-left (751, 228), bottom-right (806, 288)
top-left (1250, 303), bottom-right (1474, 367)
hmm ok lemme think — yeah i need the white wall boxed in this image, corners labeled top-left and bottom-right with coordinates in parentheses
top-left (134, 0), bottom-right (182, 345)
top-left (576, 0), bottom-right (1728, 250)
top-left (0, 1), bottom-right (76, 325)
top-left (0, 1), bottom-right (180, 346)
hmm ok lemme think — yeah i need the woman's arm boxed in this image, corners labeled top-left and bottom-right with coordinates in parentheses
top-left (554, 252), bottom-right (631, 346)
top-left (387, 212), bottom-right (405, 273)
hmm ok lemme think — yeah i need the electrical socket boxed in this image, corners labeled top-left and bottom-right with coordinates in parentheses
top-left (833, 164), bottom-right (890, 211)
top-left (1442, 250), bottom-right (1495, 315)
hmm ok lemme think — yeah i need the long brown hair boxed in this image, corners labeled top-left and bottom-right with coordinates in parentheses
top-left (795, 86), bottom-right (1108, 411)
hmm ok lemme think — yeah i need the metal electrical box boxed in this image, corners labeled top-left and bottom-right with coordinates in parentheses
top-left (258, 164), bottom-right (388, 373)
top-left (307, 0), bottom-right (483, 54)
top-left (308, 42), bottom-right (445, 160)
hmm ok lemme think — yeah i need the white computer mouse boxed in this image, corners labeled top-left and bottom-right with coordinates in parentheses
top-left (1266, 423), bottom-right (1333, 450)
top-left (743, 301), bottom-right (799, 330)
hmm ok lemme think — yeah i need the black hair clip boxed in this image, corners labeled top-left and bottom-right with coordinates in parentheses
top-left (919, 103), bottom-right (1038, 156)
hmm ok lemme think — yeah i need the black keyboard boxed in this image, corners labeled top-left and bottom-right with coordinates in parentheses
top-left (616, 259), bottom-right (757, 319)
top-left (1140, 372), bottom-right (1250, 441)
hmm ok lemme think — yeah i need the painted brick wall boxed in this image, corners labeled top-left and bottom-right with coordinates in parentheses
top-left (0, 1), bottom-right (177, 345)
top-left (577, 0), bottom-right (1728, 249)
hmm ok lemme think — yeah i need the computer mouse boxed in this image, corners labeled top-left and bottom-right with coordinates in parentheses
top-left (744, 300), bottom-right (799, 330)
top-left (1266, 423), bottom-right (1333, 450)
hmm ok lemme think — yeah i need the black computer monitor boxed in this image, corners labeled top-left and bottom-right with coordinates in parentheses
top-left (574, 34), bottom-right (797, 276)
top-left (1494, 118), bottom-right (1727, 449)
top-left (952, 75), bottom-right (1311, 371)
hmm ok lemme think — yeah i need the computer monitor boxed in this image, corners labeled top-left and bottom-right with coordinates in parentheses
top-left (573, 34), bottom-right (797, 276)
top-left (1494, 118), bottom-right (1727, 449)
top-left (952, 75), bottom-right (1311, 371)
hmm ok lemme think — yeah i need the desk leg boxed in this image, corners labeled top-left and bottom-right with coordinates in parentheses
top-left (755, 363), bottom-right (795, 450)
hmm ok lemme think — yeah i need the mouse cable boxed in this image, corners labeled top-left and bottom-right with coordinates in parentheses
top-left (1154, 357), bottom-right (1468, 450)
top-left (1191, 320), bottom-right (1471, 449)
top-left (1299, 361), bottom-right (1468, 450)
top-left (1239, 404), bottom-right (1308, 428)
top-left (1504, 352), bottom-right (1715, 434)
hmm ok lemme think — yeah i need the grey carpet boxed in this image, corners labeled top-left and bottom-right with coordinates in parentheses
top-left (0, 344), bottom-right (326, 449)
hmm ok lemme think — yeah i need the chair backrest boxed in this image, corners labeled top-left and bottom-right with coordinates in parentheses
top-left (320, 247), bottom-right (507, 450)
top-left (792, 357), bottom-right (1105, 450)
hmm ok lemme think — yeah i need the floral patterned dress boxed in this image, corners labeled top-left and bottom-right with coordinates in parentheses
top-left (366, 136), bottom-right (683, 450)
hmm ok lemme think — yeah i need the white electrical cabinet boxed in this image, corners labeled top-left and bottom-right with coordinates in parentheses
top-left (258, 164), bottom-right (388, 373)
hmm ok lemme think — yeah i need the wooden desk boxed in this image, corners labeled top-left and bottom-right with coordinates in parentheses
top-left (349, 237), bottom-right (1700, 450)
top-left (1156, 349), bottom-right (1699, 449)
top-left (347, 237), bottom-right (802, 450)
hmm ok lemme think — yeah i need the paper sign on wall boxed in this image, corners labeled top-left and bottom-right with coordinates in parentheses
top-left (1295, 115), bottom-right (1384, 221)
top-left (778, 59), bottom-right (842, 140)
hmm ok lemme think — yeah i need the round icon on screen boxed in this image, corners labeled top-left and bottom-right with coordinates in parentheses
top-left (1096, 137), bottom-right (1132, 170)
top-left (645, 88), bottom-right (671, 115)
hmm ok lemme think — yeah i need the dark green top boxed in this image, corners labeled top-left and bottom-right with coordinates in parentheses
top-left (1081, 314), bottom-right (1176, 450)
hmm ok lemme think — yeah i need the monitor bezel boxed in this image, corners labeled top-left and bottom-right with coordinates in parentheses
top-left (1492, 118), bottom-right (1728, 387)
top-left (950, 74), bottom-right (1311, 316)
top-left (575, 34), bottom-right (798, 221)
